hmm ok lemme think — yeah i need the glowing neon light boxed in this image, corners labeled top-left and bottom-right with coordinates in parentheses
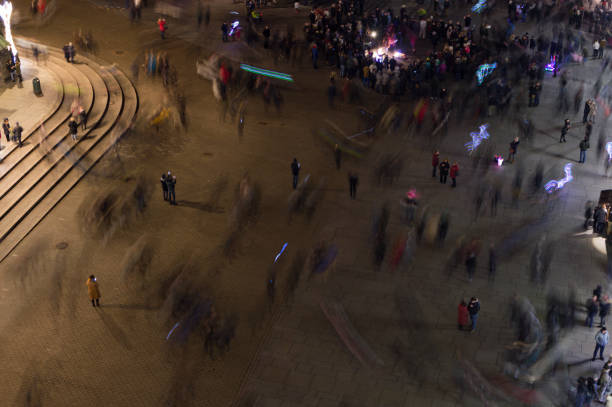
top-left (166, 322), bottom-right (180, 340)
top-left (544, 163), bottom-right (573, 193)
top-left (545, 56), bottom-right (556, 72)
top-left (476, 63), bottom-right (496, 85)
top-left (494, 154), bottom-right (504, 166)
top-left (465, 124), bottom-right (490, 153)
top-left (274, 242), bottom-right (288, 264)
top-left (0, 1), bottom-right (17, 58)
top-left (229, 20), bottom-right (240, 36)
top-left (239, 64), bottom-right (294, 82)
top-left (472, 0), bottom-right (487, 13)
top-left (607, 142), bottom-right (612, 160)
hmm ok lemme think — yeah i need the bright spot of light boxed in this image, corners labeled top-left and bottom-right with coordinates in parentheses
top-left (0, 1), bottom-right (17, 58)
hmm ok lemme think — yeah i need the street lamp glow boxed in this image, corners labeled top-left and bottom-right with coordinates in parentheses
top-left (370, 31), bottom-right (377, 38)
top-left (0, 1), bottom-right (17, 58)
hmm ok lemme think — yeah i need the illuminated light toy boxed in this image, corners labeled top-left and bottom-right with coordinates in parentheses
top-left (166, 322), bottom-right (180, 340)
top-left (607, 142), bottom-right (612, 160)
top-left (239, 63), bottom-right (294, 82)
top-left (229, 20), bottom-right (240, 36)
top-left (465, 124), bottom-right (490, 153)
top-left (0, 1), bottom-right (17, 58)
top-left (544, 56), bottom-right (556, 72)
top-left (494, 154), bottom-right (504, 166)
top-left (273, 242), bottom-right (288, 264)
top-left (472, 0), bottom-right (487, 13)
top-left (476, 63), bottom-right (496, 85)
top-left (544, 163), bottom-right (573, 194)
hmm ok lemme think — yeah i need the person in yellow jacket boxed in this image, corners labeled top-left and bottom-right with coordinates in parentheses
top-left (86, 275), bottom-right (101, 307)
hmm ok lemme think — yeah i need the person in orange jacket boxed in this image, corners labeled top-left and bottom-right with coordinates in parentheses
top-left (450, 162), bottom-right (459, 187)
top-left (86, 275), bottom-right (101, 307)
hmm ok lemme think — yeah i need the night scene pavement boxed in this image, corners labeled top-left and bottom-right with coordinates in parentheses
top-left (0, 0), bottom-right (610, 406)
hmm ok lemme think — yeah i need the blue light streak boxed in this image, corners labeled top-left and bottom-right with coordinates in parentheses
top-left (239, 64), bottom-right (294, 82)
top-left (274, 242), bottom-right (288, 264)
top-left (606, 142), bottom-right (612, 160)
top-left (544, 163), bottom-right (573, 194)
top-left (166, 322), bottom-right (180, 340)
top-left (465, 124), bottom-right (490, 153)
top-left (472, 0), bottom-right (487, 13)
top-left (476, 63), bottom-right (497, 85)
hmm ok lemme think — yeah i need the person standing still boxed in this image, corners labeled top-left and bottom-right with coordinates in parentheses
top-left (79, 107), bottom-right (88, 130)
top-left (450, 162), bottom-right (459, 187)
top-left (466, 250), bottom-right (476, 281)
top-left (439, 158), bottom-right (450, 184)
top-left (291, 158), bottom-right (301, 189)
top-left (86, 275), bottom-right (101, 307)
top-left (158, 17), bottom-right (167, 39)
top-left (468, 297), bottom-right (480, 331)
top-left (334, 144), bottom-right (342, 170)
top-left (348, 172), bottom-right (359, 199)
top-left (593, 327), bottom-right (609, 361)
top-left (68, 117), bottom-right (78, 141)
top-left (160, 173), bottom-right (168, 201)
top-left (166, 172), bottom-right (177, 205)
top-left (580, 138), bottom-right (589, 163)
top-left (2, 118), bottom-right (11, 144)
top-left (432, 150), bottom-right (440, 177)
top-left (458, 299), bottom-right (469, 330)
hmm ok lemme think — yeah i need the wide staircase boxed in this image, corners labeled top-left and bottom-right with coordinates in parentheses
top-left (0, 38), bottom-right (138, 262)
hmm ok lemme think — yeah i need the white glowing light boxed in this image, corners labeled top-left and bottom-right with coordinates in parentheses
top-left (0, 1), bottom-right (17, 58)
top-left (370, 31), bottom-right (377, 38)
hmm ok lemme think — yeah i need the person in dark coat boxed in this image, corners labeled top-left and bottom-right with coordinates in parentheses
top-left (488, 244), bottom-right (496, 281)
top-left (579, 138), bottom-right (589, 163)
top-left (2, 118), bottom-right (11, 143)
top-left (166, 171), bottom-right (176, 205)
top-left (458, 300), bottom-right (469, 330)
top-left (68, 117), bottom-right (78, 141)
top-left (450, 162), bottom-right (459, 187)
top-left (584, 100), bottom-right (592, 123)
top-left (468, 297), bottom-right (480, 331)
top-left (291, 158), bottom-right (301, 189)
top-left (560, 119), bottom-right (570, 143)
top-left (79, 107), bottom-right (88, 130)
top-left (12, 122), bottom-right (23, 147)
top-left (600, 295), bottom-right (611, 327)
top-left (439, 158), bottom-right (450, 184)
top-left (509, 137), bottom-right (520, 163)
top-left (160, 173), bottom-right (168, 201)
top-left (348, 172), bottom-right (358, 199)
top-left (585, 201), bottom-right (594, 229)
top-left (334, 144), bottom-right (342, 170)
top-left (587, 295), bottom-right (599, 328)
top-left (465, 250), bottom-right (476, 281)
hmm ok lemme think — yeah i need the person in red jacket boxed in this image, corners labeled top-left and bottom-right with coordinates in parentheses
top-left (432, 150), bottom-right (440, 177)
top-left (457, 299), bottom-right (469, 330)
top-left (450, 162), bottom-right (459, 187)
top-left (158, 17), bottom-right (167, 39)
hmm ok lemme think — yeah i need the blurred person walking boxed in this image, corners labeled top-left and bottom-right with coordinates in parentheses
top-left (560, 119), bottom-right (570, 143)
top-left (598, 366), bottom-right (611, 402)
top-left (465, 250), bottom-right (476, 281)
top-left (86, 275), bottom-right (101, 307)
top-left (593, 327), bottom-right (609, 361)
top-left (348, 172), bottom-right (358, 199)
top-left (458, 299), bottom-right (469, 330)
top-left (601, 296), bottom-right (611, 327)
top-left (580, 138), bottom-right (589, 164)
top-left (334, 144), bottom-right (341, 170)
top-left (509, 137), bottom-right (520, 163)
top-left (12, 122), bottom-right (22, 147)
top-left (588, 295), bottom-right (600, 328)
top-left (291, 158), bottom-right (301, 189)
top-left (2, 118), bottom-right (11, 143)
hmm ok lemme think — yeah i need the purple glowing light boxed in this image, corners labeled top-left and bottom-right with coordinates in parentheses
top-left (606, 142), bottom-right (612, 160)
top-left (545, 56), bottom-right (557, 72)
top-left (465, 124), bottom-right (490, 153)
top-left (495, 155), bottom-right (504, 166)
top-left (166, 322), bottom-right (180, 340)
top-left (544, 163), bottom-right (573, 194)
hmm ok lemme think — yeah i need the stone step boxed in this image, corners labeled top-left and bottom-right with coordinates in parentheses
top-left (0, 43), bottom-right (137, 261)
